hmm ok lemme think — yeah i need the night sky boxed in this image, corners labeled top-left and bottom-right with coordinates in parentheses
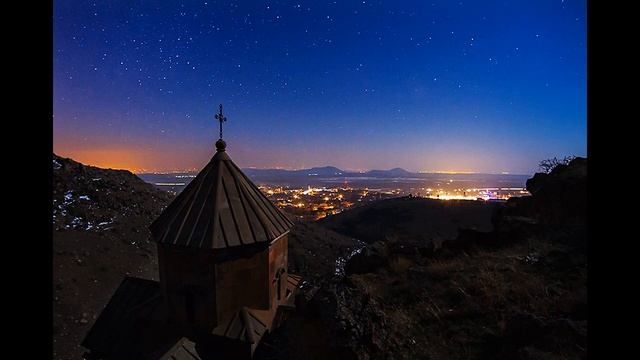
top-left (53, 1), bottom-right (586, 174)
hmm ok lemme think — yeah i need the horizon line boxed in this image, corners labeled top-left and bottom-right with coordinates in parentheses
top-left (54, 152), bottom-right (535, 176)
top-left (133, 166), bottom-right (533, 177)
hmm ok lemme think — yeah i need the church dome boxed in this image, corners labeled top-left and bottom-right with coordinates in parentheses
top-left (150, 109), bottom-right (293, 251)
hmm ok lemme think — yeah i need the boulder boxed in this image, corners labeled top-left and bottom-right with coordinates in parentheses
top-left (345, 241), bottom-right (389, 275)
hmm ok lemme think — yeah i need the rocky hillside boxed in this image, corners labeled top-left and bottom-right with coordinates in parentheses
top-left (290, 157), bottom-right (588, 360)
top-left (53, 154), bottom-right (174, 360)
top-left (53, 154), bottom-right (174, 232)
top-left (52, 153), bottom-right (360, 360)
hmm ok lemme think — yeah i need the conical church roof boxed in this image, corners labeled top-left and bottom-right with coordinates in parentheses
top-left (150, 139), bottom-right (294, 250)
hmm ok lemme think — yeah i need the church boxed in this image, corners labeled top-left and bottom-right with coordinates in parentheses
top-left (82, 105), bottom-right (302, 359)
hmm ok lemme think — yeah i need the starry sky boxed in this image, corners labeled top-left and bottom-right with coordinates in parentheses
top-left (53, 0), bottom-right (586, 174)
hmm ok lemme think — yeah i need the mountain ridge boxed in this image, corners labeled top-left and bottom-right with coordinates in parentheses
top-left (240, 166), bottom-right (530, 178)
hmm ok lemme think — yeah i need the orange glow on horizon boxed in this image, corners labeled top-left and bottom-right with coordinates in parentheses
top-left (52, 146), bottom-right (207, 173)
top-left (54, 148), bottom-right (148, 173)
top-left (53, 133), bottom-right (219, 173)
top-left (53, 141), bottom-right (527, 175)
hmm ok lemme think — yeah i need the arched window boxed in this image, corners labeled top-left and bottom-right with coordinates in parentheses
top-left (274, 268), bottom-right (286, 301)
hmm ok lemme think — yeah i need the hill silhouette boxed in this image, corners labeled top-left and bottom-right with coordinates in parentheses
top-left (318, 196), bottom-right (499, 245)
top-left (364, 167), bottom-right (413, 177)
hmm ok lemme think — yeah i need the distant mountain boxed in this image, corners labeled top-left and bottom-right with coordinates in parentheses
top-left (305, 166), bottom-right (344, 176)
top-left (242, 166), bottom-right (345, 179)
top-left (141, 166), bottom-right (530, 193)
top-left (363, 167), bottom-right (413, 177)
top-left (242, 166), bottom-right (419, 179)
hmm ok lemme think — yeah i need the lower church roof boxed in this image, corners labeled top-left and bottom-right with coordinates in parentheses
top-left (211, 307), bottom-right (268, 344)
top-left (81, 274), bottom-right (303, 359)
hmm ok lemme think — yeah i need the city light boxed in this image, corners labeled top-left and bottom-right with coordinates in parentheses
top-left (257, 184), bottom-right (530, 221)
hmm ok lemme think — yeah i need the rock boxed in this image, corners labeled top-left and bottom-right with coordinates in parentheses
top-left (525, 157), bottom-right (587, 225)
top-left (345, 241), bottom-right (388, 275)
top-left (525, 173), bottom-right (549, 196)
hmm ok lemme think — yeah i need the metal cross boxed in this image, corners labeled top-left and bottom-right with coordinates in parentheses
top-left (214, 104), bottom-right (227, 139)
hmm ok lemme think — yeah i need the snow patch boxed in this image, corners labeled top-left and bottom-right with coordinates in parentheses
top-left (334, 239), bottom-right (367, 277)
top-left (69, 217), bottom-right (84, 229)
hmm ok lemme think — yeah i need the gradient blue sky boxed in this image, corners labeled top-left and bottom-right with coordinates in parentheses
top-left (53, 0), bottom-right (586, 174)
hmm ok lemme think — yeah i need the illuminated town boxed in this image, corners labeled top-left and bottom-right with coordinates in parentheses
top-left (139, 172), bottom-right (531, 221)
top-left (258, 185), bottom-right (530, 221)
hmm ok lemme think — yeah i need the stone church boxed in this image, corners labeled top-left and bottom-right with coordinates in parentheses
top-left (82, 106), bottom-right (302, 359)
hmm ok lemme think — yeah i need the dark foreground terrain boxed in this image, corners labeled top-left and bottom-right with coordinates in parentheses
top-left (52, 153), bottom-right (359, 360)
top-left (256, 158), bottom-right (587, 360)
top-left (53, 154), bottom-right (586, 360)
top-left (53, 154), bottom-right (174, 359)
